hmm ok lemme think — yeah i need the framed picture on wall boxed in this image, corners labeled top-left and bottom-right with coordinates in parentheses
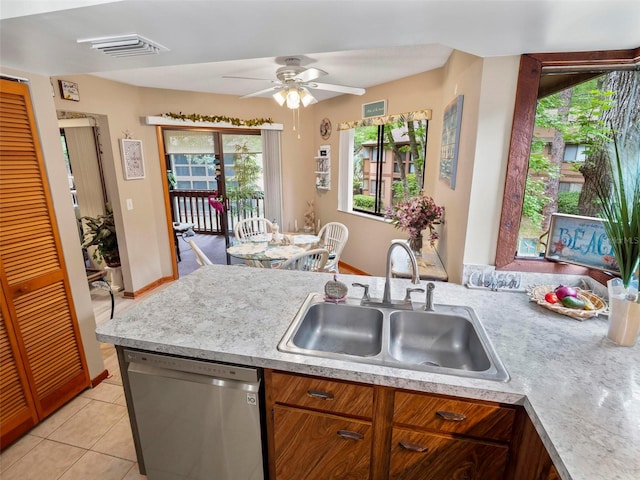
top-left (59, 80), bottom-right (80, 101)
top-left (120, 139), bottom-right (145, 180)
top-left (439, 95), bottom-right (464, 189)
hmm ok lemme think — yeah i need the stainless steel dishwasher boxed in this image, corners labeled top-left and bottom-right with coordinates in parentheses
top-left (123, 348), bottom-right (265, 480)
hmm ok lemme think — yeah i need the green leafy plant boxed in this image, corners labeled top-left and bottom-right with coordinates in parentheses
top-left (595, 133), bottom-right (640, 297)
top-left (557, 191), bottom-right (580, 215)
top-left (353, 194), bottom-right (375, 211)
top-left (82, 204), bottom-right (121, 267)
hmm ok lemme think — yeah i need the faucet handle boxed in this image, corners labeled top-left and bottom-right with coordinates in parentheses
top-left (404, 287), bottom-right (425, 303)
top-left (351, 283), bottom-right (370, 302)
top-left (425, 282), bottom-right (436, 311)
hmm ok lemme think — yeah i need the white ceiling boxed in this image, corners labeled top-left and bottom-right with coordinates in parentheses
top-left (1, 1), bottom-right (639, 102)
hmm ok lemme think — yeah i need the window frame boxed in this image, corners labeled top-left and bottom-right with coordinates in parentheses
top-left (346, 123), bottom-right (427, 217)
top-left (495, 48), bottom-right (640, 283)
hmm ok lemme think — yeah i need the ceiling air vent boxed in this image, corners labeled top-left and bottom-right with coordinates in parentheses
top-left (78, 34), bottom-right (168, 58)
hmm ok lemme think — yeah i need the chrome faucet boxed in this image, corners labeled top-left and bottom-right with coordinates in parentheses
top-left (382, 240), bottom-right (420, 304)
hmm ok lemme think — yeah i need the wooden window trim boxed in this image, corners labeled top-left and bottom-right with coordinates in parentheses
top-left (495, 48), bottom-right (640, 285)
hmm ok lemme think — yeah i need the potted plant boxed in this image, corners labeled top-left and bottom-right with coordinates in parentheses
top-left (596, 133), bottom-right (640, 346)
top-left (82, 204), bottom-right (121, 268)
top-left (385, 194), bottom-right (444, 256)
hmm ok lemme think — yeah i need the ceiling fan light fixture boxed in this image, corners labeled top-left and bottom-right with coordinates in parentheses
top-left (273, 90), bottom-right (287, 106)
top-left (285, 88), bottom-right (301, 109)
top-left (300, 88), bottom-right (317, 107)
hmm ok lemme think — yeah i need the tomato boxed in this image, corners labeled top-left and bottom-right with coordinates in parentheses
top-left (544, 292), bottom-right (559, 304)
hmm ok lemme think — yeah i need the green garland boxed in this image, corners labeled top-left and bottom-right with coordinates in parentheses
top-left (161, 112), bottom-right (273, 127)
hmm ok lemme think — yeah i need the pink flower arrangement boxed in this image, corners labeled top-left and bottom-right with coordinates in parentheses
top-left (386, 195), bottom-right (444, 245)
top-left (208, 191), bottom-right (224, 213)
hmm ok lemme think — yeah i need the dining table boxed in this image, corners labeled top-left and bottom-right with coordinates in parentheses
top-left (226, 233), bottom-right (321, 267)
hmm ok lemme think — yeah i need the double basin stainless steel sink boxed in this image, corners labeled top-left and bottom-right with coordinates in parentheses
top-left (278, 294), bottom-right (509, 382)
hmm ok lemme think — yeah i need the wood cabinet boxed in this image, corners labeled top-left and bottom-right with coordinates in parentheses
top-left (265, 370), bottom-right (520, 480)
top-left (266, 370), bottom-right (374, 480)
top-left (389, 427), bottom-right (508, 479)
top-left (0, 79), bottom-right (90, 448)
top-left (506, 410), bottom-right (561, 480)
top-left (273, 406), bottom-right (371, 479)
top-left (390, 390), bottom-right (514, 480)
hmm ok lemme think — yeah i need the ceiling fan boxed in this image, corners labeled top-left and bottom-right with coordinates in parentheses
top-left (224, 56), bottom-right (366, 109)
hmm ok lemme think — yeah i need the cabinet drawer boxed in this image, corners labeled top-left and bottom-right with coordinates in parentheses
top-left (394, 391), bottom-right (515, 442)
top-left (270, 371), bottom-right (373, 419)
top-left (389, 426), bottom-right (509, 480)
top-left (273, 405), bottom-right (371, 480)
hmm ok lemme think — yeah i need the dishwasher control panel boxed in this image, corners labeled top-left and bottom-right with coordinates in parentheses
top-left (124, 349), bottom-right (260, 383)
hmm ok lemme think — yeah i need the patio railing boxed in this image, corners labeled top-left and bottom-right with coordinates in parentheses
top-left (170, 190), bottom-right (265, 234)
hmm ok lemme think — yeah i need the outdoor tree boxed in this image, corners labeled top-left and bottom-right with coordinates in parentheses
top-left (519, 70), bottom-right (639, 258)
top-left (225, 138), bottom-right (262, 217)
top-left (577, 71), bottom-right (640, 216)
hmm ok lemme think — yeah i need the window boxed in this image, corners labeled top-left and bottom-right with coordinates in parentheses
top-left (517, 69), bottom-right (639, 259)
top-left (345, 119), bottom-right (428, 216)
top-left (563, 144), bottom-right (588, 162)
top-left (496, 48), bottom-right (640, 276)
top-left (170, 153), bottom-right (217, 190)
top-left (162, 129), bottom-right (268, 228)
top-left (370, 180), bottom-right (385, 197)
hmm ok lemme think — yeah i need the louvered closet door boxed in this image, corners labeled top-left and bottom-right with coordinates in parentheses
top-left (0, 79), bottom-right (90, 440)
top-left (0, 278), bottom-right (38, 449)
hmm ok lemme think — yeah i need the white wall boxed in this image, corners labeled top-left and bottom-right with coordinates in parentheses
top-left (464, 56), bottom-right (520, 266)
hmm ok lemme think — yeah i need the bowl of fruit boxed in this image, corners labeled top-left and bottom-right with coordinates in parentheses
top-left (528, 284), bottom-right (608, 321)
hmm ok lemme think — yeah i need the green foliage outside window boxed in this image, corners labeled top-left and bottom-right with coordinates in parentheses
top-left (353, 195), bottom-right (375, 212)
top-left (557, 191), bottom-right (580, 215)
top-left (225, 138), bottom-right (262, 217)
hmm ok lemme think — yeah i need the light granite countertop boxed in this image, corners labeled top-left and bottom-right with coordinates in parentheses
top-left (96, 265), bottom-right (640, 480)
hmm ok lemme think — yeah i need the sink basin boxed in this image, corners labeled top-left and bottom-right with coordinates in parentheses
top-left (388, 310), bottom-right (491, 371)
top-left (278, 294), bottom-right (509, 382)
top-left (290, 302), bottom-right (383, 357)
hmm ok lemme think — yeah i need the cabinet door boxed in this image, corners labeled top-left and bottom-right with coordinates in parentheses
top-left (395, 390), bottom-right (516, 442)
top-left (270, 371), bottom-right (373, 419)
top-left (546, 464), bottom-right (561, 480)
top-left (273, 405), bottom-right (371, 480)
top-left (389, 426), bottom-right (509, 480)
top-left (0, 283), bottom-right (38, 448)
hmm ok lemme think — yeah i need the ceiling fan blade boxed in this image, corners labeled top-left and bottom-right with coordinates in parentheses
top-left (222, 75), bottom-right (274, 81)
top-left (295, 67), bottom-right (328, 83)
top-left (240, 86), bottom-right (282, 98)
top-left (307, 82), bottom-right (366, 95)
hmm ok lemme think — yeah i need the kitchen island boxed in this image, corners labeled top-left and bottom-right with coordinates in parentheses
top-left (96, 264), bottom-right (640, 480)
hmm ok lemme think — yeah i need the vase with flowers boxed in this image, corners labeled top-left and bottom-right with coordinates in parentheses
top-left (595, 131), bottom-right (640, 346)
top-left (386, 195), bottom-right (444, 256)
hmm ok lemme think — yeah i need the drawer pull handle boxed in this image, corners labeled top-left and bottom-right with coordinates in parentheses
top-left (337, 430), bottom-right (364, 441)
top-left (436, 410), bottom-right (467, 422)
top-left (307, 389), bottom-right (334, 400)
top-left (399, 441), bottom-right (428, 452)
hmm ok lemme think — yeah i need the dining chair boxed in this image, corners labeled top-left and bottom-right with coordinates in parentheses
top-left (234, 217), bottom-right (274, 242)
top-left (279, 248), bottom-right (329, 272)
top-left (188, 240), bottom-right (213, 266)
top-left (316, 222), bottom-right (349, 272)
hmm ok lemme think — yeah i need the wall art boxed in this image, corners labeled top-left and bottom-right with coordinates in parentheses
top-left (120, 139), bottom-right (145, 180)
top-left (439, 95), bottom-right (463, 189)
top-left (59, 80), bottom-right (80, 101)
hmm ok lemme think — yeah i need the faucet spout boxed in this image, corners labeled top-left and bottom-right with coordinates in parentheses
top-left (382, 240), bottom-right (420, 304)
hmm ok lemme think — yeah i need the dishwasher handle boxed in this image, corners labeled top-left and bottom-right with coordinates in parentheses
top-left (124, 348), bottom-right (260, 384)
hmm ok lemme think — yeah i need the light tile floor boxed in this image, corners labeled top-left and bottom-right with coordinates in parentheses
top-left (0, 290), bottom-right (146, 480)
